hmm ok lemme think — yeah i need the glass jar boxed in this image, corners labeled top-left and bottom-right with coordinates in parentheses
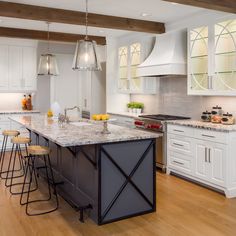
top-left (201, 111), bottom-right (211, 122)
top-left (221, 113), bottom-right (235, 125)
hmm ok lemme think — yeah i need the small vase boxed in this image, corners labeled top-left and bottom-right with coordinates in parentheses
top-left (132, 108), bottom-right (137, 113)
top-left (136, 108), bottom-right (142, 114)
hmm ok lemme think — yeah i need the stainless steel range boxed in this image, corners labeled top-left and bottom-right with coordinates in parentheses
top-left (134, 114), bottom-right (190, 171)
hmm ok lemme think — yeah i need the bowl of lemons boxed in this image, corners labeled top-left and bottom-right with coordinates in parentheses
top-left (92, 114), bottom-right (110, 121)
top-left (92, 114), bottom-right (113, 134)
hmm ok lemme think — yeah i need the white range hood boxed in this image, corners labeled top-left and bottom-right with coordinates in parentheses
top-left (137, 30), bottom-right (187, 77)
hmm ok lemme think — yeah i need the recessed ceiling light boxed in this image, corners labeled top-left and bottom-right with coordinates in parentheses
top-left (171, 2), bottom-right (178, 5)
top-left (140, 13), bottom-right (151, 17)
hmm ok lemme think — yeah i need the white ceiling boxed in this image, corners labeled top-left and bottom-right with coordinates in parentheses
top-left (0, 0), bottom-right (219, 37)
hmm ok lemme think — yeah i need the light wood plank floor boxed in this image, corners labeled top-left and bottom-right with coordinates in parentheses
top-left (0, 155), bottom-right (236, 236)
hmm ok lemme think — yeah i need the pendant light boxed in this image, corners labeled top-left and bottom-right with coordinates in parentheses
top-left (38, 22), bottom-right (59, 76)
top-left (72, 0), bottom-right (101, 71)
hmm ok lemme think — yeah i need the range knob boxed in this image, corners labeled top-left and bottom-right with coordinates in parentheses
top-left (134, 120), bottom-right (144, 126)
top-left (151, 124), bottom-right (162, 129)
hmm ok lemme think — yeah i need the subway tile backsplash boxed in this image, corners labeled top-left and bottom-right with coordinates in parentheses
top-left (131, 77), bottom-right (236, 119)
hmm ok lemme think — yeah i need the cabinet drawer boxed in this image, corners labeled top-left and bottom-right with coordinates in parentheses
top-left (168, 124), bottom-right (194, 137)
top-left (168, 151), bottom-right (192, 173)
top-left (195, 129), bottom-right (227, 144)
top-left (168, 134), bottom-right (193, 156)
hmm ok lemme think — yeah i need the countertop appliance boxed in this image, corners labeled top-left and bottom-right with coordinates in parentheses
top-left (134, 114), bottom-right (191, 171)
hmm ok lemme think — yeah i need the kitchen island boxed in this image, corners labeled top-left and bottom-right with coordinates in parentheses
top-left (10, 115), bottom-right (161, 225)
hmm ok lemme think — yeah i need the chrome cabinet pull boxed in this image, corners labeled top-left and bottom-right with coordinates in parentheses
top-left (173, 129), bottom-right (184, 133)
top-left (202, 134), bottom-right (215, 138)
top-left (173, 160), bottom-right (184, 165)
top-left (173, 143), bottom-right (184, 147)
top-left (208, 148), bottom-right (211, 163)
top-left (205, 147), bottom-right (208, 162)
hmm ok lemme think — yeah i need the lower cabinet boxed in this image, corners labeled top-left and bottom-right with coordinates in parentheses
top-left (167, 124), bottom-right (235, 198)
top-left (194, 140), bottom-right (226, 186)
top-left (0, 113), bottom-right (39, 150)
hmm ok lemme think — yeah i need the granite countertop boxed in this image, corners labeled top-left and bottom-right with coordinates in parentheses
top-left (108, 111), bottom-right (141, 118)
top-left (0, 110), bottom-right (40, 114)
top-left (10, 115), bottom-right (162, 147)
top-left (167, 120), bottom-right (236, 132)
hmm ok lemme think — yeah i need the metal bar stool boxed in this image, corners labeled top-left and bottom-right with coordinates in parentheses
top-left (5, 136), bottom-right (38, 195)
top-left (0, 130), bottom-right (21, 179)
top-left (20, 145), bottom-right (59, 216)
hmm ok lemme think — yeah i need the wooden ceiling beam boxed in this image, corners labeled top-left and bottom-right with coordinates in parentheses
top-left (0, 27), bottom-right (106, 45)
top-left (163, 0), bottom-right (236, 14)
top-left (0, 1), bottom-right (165, 34)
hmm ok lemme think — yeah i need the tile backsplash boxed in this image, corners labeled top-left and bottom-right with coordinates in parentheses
top-left (0, 93), bottom-right (32, 111)
top-left (131, 77), bottom-right (236, 119)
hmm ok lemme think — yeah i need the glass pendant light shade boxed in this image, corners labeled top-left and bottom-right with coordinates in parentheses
top-left (72, 39), bottom-right (101, 71)
top-left (38, 53), bottom-right (59, 76)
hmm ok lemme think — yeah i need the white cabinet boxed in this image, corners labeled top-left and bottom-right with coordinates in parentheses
top-left (194, 141), bottom-right (209, 181)
top-left (0, 38), bottom-right (37, 92)
top-left (194, 140), bottom-right (226, 186)
top-left (0, 113), bottom-right (40, 150)
top-left (22, 46), bottom-right (37, 90)
top-left (0, 45), bottom-right (9, 90)
top-left (188, 17), bottom-right (236, 96)
top-left (167, 124), bottom-right (235, 198)
top-left (117, 38), bottom-right (158, 94)
top-left (9, 46), bottom-right (23, 90)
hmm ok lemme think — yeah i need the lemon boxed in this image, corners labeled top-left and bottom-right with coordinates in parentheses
top-left (47, 109), bottom-right (53, 118)
top-left (96, 114), bottom-right (102, 121)
top-left (101, 114), bottom-right (110, 120)
top-left (92, 114), bottom-right (97, 120)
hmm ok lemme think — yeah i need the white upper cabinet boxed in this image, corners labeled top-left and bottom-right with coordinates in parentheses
top-left (9, 46), bottom-right (23, 90)
top-left (188, 17), bottom-right (236, 96)
top-left (0, 45), bottom-right (9, 90)
top-left (117, 38), bottom-right (157, 94)
top-left (0, 38), bottom-right (37, 92)
top-left (22, 46), bottom-right (37, 90)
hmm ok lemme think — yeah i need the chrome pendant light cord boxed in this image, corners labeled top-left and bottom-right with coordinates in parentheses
top-left (85, 0), bottom-right (88, 40)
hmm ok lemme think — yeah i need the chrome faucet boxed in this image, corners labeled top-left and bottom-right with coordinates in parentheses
top-left (64, 106), bottom-right (80, 123)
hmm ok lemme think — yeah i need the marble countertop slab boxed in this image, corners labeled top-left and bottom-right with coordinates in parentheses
top-left (0, 110), bottom-right (40, 115)
top-left (10, 115), bottom-right (162, 147)
top-left (167, 120), bottom-right (236, 132)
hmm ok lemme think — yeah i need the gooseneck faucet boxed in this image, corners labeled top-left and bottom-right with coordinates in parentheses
top-left (64, 106), bottom-right (80, 123)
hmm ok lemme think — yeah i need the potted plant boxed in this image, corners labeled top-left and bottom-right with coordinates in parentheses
top-left (127, 102), bottom-right (133, 113)
top-left (136, 103), bottom-right (144, 114)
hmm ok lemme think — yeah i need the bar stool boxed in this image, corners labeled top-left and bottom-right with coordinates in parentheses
top-left (0, 130), bottom-right (20, 179)
top-left (5, 136), bottom-right (38, 195)
top-left (20, 145), bottom-right (59, 216)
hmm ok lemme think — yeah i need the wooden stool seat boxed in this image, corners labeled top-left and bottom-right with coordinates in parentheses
top-left (11, 136), bottom-right (31, 144)
top-left (28, 146), bottom-right (51, 156)
top-left (2, 130), bottom-right (20, 137)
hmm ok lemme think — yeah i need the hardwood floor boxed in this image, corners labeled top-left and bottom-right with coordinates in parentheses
top-left (0, 155), bottom-right (236, 236)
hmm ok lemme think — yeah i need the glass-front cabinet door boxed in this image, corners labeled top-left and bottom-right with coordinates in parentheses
top-left (189, 26), bottom-right (209, 93)
top-left (188, 17), bottom-right (236, 96)
top-left (117, 39), bottom-right (157, 94)
top-left (118, 46), bottom-right (129, 92)
top-left (214, 19), bottom-right (236, 93)
top-left (130, 43), bottom-right (142, 92)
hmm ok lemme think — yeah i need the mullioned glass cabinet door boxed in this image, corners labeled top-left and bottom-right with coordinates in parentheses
top-left (189, 26), bottom-right (209, 91)
top-left (214, 19), bottom-right (236, 91)
top-left (118, 46), bottom-right (129, 91)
